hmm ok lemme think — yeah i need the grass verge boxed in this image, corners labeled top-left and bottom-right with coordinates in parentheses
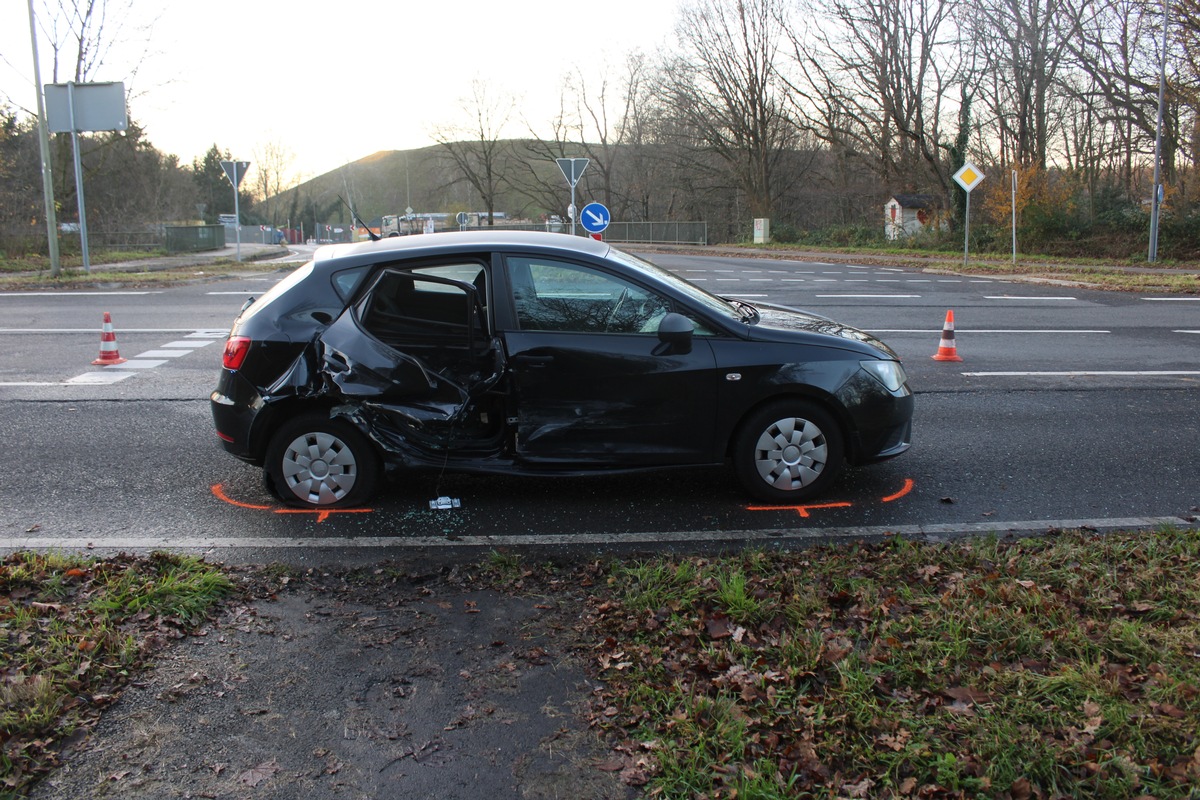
top-left (582, 527), bottom-right (1200, 798)
top-left (712, 244), bottom-right (1200, 294)
top-left (0, 551), bottom-right (234, 798)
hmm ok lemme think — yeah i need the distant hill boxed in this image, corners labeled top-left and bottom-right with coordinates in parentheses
top-left (276, 142), bottom-right (582, 225)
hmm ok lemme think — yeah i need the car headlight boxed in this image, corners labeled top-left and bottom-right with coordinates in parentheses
top-left (860, 360), bottom-right (908, 392)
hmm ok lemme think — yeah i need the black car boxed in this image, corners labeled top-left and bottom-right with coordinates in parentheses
top-left (211, 232), bottom-right (913, 508)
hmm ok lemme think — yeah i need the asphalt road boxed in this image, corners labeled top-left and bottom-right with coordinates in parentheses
top-left (2, 248), bottom-right (1197, 564)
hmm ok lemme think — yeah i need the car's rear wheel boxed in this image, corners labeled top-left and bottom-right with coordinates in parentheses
top-left (265, 414), bottom-right (380, 508)
top-left (733, 401), bottom-right (844, 503)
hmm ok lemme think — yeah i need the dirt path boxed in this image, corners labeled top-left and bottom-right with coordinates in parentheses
top-left (33, 569), bottom-right (632, 800)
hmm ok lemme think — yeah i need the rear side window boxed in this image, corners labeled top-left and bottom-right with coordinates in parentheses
top-left (358, 263), bottom-right (487, 346)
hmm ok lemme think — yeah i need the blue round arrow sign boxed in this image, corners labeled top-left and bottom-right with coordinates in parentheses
top-left (579, 202), bottom-right (610, 233)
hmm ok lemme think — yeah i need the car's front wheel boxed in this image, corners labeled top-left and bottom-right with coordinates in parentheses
top-left (265, 414), bottom-right (380, 508)
top-left (733, 401), bottom-right (844, 503)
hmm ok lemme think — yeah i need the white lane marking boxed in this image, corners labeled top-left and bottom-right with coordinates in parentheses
top-left (64, 372), bottom-right (136, 384)
top-left (0, 291), bottom-right (162, 297)
top-left (104, 359), bottom-right (167, 369)
top-left (817, 294), bottom-right (921, 299)
top-left (962, 371), bottom-right (1200, 377)
top-left (3, 517), bottom-right (1189, 552)
top-left (3, 330), bottom-right (224, 387)
top-left (1178, 330), bottom-right (1200, 335)
top-left (1142, 297), bottom-right (1200, 301)
top-left (985, 295), bottom-right (1077, 300)
top-left (0, 328), bottom-right (221, 334)
top-left (135, 350), bottom-right (189, 359)
top-left (207, 291), bottom-right (259, 295)
top-left (870, 329), bottom-right (1109, 334)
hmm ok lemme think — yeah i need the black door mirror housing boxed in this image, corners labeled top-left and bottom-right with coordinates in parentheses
top-left (655, 312), bottom-right (694, 355)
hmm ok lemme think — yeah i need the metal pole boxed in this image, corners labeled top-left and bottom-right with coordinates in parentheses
top-left (570, 183), bottom-right (577, 236)
top-left (963, 191), bottom-right (971, 268)
top-left (26, 0), bottom-right (60, 277)
top-left (67, 82), bottom-right (91, 273)
top-left (232, 162), bottom-right (242, 262)
top-left (1148, 0), bottom-right (1168, 262)
top-left (1012, 170), bottom-right (1018, 266)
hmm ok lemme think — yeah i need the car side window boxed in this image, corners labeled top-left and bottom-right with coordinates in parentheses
top-left (508, 257), bottom-right (670, 334)
top-left (359, 262), bottom-right (485, 345)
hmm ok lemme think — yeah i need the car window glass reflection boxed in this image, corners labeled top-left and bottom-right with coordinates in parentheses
top-left (508, 257), bottom-right (670, 334)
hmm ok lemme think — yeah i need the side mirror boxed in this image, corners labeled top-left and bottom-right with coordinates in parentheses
top-left (654, 312), bottom-right (694, 355)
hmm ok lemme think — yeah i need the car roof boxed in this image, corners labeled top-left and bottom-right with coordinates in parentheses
top-left (312, 230), bottom-right (611, 266)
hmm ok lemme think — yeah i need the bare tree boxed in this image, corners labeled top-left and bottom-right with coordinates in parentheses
top-left (782, 0), bottom-right (963, 200)
top-left (252, 139), bottom-right (298, 228)
top-left (961, 0), bottom-right (1089, 169)
top-left (660, 0), bottom-right (796, 219)
top-left (432, 81), bottom-right (514, 225)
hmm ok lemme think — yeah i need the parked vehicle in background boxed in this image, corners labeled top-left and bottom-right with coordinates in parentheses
top-left (211, 232), bottom-right (913, 508)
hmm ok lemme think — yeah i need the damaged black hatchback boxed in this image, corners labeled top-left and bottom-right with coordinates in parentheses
top-left (211, 232), bottom-right (913, 508)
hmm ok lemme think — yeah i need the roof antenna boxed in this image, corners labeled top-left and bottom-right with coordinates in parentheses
top-left (338, 195), bottom-right (380, 241)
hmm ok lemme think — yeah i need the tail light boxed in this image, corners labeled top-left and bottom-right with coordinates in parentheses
top-left (222, 336), bottom-right (251, 370)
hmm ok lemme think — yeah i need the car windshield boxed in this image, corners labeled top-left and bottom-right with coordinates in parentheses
top-left (606, 247), bottom-right (756, 324)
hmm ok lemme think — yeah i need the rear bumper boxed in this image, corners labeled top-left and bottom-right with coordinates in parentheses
top-left (210, 370), bottom-right (264, 463)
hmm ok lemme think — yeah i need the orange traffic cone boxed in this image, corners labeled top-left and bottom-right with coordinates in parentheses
top-left (91, 312), bottom-right (127, 365)
top-left (931, 310), bottom-right (963, 362)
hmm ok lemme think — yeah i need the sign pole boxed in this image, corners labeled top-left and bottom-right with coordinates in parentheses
top-left (555, 158), bottom-right (589, 236)
top-left (221, 161), bottom-right (250, 261)
top-left (26, 0), bottom-right (60, 277)
top-left (952, 162), bottom-right (985, 270)
top-left (66, 83), bottom-right (93, 273)
top-left (1011, 170), bottom-right (1018, 266)
top-left (233, 162), bottom-right (241, 261)
top-left (963, 191), bottom-right (971, 268)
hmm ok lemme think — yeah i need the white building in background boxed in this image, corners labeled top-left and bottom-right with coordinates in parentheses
top-left (884, 194), bottom-right (947, 240)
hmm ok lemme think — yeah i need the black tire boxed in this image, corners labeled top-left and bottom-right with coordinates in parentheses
top-left (265, 414), bottom-right (380, 508)
top-left (733, 401), bottom-right (844, 503)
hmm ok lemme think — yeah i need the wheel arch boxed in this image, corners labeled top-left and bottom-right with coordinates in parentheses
top-left (724, 389), bottom-right (854, 460)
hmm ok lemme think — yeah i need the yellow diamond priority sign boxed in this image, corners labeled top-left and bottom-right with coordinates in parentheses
top-left (953, 162), bottom-right (985, 193)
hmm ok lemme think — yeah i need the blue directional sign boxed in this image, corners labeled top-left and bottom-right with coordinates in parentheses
top-left (579, 202), bottom-right (610, 233)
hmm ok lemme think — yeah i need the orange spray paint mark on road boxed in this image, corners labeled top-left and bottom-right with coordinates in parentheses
top-left (211, 484), bottom-right (373, 524)
top-left (746, 502), bottom-right (853, 518)
top-left (882, 478), bottom-right (915, 503)
top-left (746, 478), bottom-right (915, 519)
top-left (211, 483), bottom-right (272, 510)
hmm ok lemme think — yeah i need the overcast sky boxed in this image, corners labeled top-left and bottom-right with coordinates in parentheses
top-left (1, 0), bottom-right (680, 179)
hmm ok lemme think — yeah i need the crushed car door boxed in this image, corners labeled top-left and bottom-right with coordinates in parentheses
top-left (317, 265), bottom-right (504, 449)
top-left (501, 255), bottom-right (719, 466)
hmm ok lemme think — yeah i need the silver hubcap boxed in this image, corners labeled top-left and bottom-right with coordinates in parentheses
top-left (754, 416), bottom-right (828, 491)
top-left (281, 431), bottom-right (357, 505)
